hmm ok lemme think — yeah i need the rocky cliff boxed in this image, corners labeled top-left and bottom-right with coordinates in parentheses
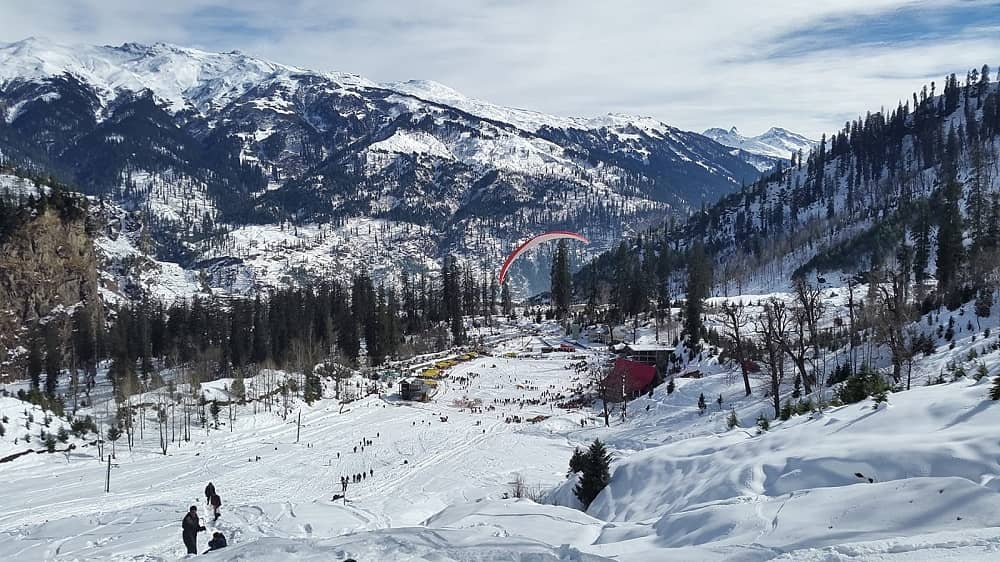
top-left (0, 204), bottom-right (100, 372)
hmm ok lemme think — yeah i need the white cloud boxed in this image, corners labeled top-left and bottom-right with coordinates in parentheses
top-left (0, 0), bottom-right (997, 138)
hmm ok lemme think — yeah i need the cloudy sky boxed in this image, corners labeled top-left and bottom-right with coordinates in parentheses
top-left (1, 0), bottom-right (998, 138)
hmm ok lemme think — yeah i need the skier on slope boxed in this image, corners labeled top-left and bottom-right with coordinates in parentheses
top-left (182, 506), bottom-right (206, 555)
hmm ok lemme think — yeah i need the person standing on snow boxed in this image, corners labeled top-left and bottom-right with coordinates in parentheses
top-left (182, 506), bottom-right (206, 555)
top-left (204, 482), bottom-right (216, 507)
top-left (209, 493), bottom-right (222, 521)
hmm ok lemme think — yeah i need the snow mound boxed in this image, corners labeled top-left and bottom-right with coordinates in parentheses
top-left (206, 527), bottom-right (613, 561)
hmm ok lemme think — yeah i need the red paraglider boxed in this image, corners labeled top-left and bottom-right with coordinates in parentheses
top-left (498, 231), bottom-right (589, 285)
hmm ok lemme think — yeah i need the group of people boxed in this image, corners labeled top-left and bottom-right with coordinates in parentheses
top-left (180, 482), bottom-right (228, 555)
top-left (340, 469), bottom-right (373, 488)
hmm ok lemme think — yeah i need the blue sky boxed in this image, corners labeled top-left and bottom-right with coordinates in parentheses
top-left (2, 0), bottom-right (998, 138)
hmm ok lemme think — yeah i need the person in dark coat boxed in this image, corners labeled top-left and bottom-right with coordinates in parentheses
top-left (182, 506), bottom-right (206, 555)
top-left (204, 482), bottom-right (216, 505)
top-left (205, 531), bottom-right (227, 552)
top-left (209, 493), bottom-right (222, 521)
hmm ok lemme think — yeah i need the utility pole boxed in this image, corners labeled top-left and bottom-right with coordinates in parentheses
top-left (105, 455), bottom-right (112, 493)
top-left (296, 410), bottom-right (301, 443)
top-left (621, 366), bottom-right (628, 422)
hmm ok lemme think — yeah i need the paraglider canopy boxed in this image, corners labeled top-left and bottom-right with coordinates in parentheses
top-left (498, 231), bottom-right (589, 285)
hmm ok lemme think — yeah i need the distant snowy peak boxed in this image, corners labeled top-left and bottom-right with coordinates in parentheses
top-left (703, 125), bottom-right (816, 159)
top-left (383, 79), bottom-right (673, 135)
top-left (1, 38), bottom-right (675, 136)
top-left (0, 37), bottom-right (374, 114)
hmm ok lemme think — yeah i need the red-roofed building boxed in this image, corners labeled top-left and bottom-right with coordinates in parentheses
top-left (605, 358), bottom-right (657, 400)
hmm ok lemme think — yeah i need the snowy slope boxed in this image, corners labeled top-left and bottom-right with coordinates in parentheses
top-left (1, 299), bottom-right (999, 560)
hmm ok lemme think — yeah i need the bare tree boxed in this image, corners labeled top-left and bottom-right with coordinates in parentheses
top-left (719, 302), bottom-right (753, 396)
top-left (772, 303), bottom-right (812, 395)
top-left (792, 277), bottom-right (827, 388)
top-left (873, 267), bottom-right (914, 386)
top-left (588, 355), bottom-right (612, 427)
top-left (756, 299), bottom-right (789, 418)
top-left (846, 278), bottom-right (859, 375)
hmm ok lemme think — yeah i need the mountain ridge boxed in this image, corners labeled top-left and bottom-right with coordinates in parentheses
top-left (0, 37), bottom-right (800, 298)
top-left (702, 125), bottom-right (816, 160)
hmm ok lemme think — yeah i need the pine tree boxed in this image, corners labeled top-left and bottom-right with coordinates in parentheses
top-left (697, 393), bottom-right (707, 414)
top-left (666, 378), bottom-right (675, 394)
top-left (935, 128), bottom-right (964, 290)
top-left (550, 240), bottom-right (572, 317)
top-left (501, 282), bottom-right (513, 316)
top-left (44, 321), bottom-right (62, 398)
top-left (912, 203), bottom-right (931, 284)
top-left (726, 408), bottom-right (738, 429)
top-left (573, 439), bottom-right (612, 509)
top-left (230, 376), bottom-right (247, 404)
top-left (73, 307), bottom-right (96, 381)
top-left (27, 329), bottom-right (42, 390)
top-left (780, 400), bottom-right (793, 421)
top-left (568, 447), bottom-right (587, 475)
top-left (106, 424), bottom-right (122, 457)
top-left (990, 375), bottom-right (1000, 401)
top-left (303, 369), bottom-right (322, 404)
top-left (684, 244), bottom-right (712, 349)
top-left (975, 288), bottom-right (994, 320)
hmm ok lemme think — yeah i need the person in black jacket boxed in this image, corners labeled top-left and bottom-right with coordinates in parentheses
top-left (209, 493), bottom-right (222, 521)
top-left (182, 506), bottom-right (206, 555)
top-left (205, 531), bottom-right (227, 552)
top-left (204, 482), bottom-right (216, 506)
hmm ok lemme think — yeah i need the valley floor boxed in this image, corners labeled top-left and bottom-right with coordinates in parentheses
top-left (1, 318), bottom-right (1000, 561)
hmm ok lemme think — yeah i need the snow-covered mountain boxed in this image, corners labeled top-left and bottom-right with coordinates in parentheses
top-left (582, 73), bottom-right (1000, 303)
top-left (703, 125), bottom-right (816, 160)
top-left (0, 37), bottom-right (764, 297)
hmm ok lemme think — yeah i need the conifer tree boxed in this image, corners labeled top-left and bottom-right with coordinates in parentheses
top-left (27, 329), bottom-right (42, 390)
top-left (912, 203), bottom-right (931, 284)
top-left (550, 240), bottom-right (572, 317)
top-left (501, 282), bottom-right (513, 316)
top-left (73, 307), bottom-right (96, 381)
top-left (44, 321), bottom-right (62, 398)
top-left (684, 244), bottom-right (712, 349)
top-left (568, 447), bottom-right (587, 475)
top-left (574, 439), bottom-right (612, 510)
top-left (935, 128), bottom-right (964, 290)
top-left (990, 375), bottom-right (1000, 401)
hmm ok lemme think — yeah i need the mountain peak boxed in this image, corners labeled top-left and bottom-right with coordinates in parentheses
top-left (703, 125), bottom-right (815, 159)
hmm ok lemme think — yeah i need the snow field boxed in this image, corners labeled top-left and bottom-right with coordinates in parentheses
top-left (2, 301), bottom-right (999, 560)
top-left (0, 346), bottom-right (593, 560)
